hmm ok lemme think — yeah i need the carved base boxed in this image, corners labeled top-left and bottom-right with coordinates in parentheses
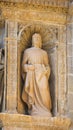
top-left (0, 113), bottom-right (71, 130)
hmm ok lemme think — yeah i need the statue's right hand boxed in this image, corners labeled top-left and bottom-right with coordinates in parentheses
top-left (28, 65), bottom-right (35, 71)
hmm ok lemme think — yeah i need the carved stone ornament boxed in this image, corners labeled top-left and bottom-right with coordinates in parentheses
top-left (18, 23), bottom-right (58, 52)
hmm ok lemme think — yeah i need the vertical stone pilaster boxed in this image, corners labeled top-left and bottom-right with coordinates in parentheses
top-left (57, 26), bottom-right (67, 115)
top-left (49, 47), bottom-right (58, 116)
top-left (6, 21), bottom-right (18, 113)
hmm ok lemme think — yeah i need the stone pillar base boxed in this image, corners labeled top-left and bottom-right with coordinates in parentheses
top-left (0, 113), bottom-right (71, 130)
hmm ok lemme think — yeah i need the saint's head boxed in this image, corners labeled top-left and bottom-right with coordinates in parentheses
top-left (32, 33), bottom-right (42, 48)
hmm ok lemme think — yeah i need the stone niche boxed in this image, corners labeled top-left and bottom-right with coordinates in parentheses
top-left (17, 22), bottom-right (58, 116)
top-left (5, 21), bottom-right (67, 117)
top-left (0, 1), bottom-right (72, 130)
top-left (3, 23), bottom-right (70, 129)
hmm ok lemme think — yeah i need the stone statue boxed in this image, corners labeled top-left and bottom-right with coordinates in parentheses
top-left (22, 33), bottom-right (52, 116)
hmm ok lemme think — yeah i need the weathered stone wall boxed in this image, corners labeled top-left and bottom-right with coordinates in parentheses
top-left (67, 1), bottom-right (73, 129)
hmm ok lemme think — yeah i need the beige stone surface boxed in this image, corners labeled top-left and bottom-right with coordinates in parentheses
top-left (6, 21), bottom-right (18, 112)
top-left (0, 2), bottom-right (68, 25)
top-left (66, 3), bottom-right (73, 129)
top-left (67, 75), bottom-right (73, 92)
top-left (1, 0), bottom-right (69, 7)
top-left (0, 113), bottom-right (71, 130)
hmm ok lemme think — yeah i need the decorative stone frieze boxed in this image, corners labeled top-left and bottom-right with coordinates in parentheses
top-left (0, 0), bottom-right (69, 25)
top-left (0, 0), bottom-right (69, 7)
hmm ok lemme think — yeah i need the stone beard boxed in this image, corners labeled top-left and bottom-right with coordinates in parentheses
top-left (22, 33), bottom-right (52, 117)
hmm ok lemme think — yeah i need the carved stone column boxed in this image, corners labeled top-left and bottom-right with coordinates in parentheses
top-left (5, 20), bottom-right (18, 113)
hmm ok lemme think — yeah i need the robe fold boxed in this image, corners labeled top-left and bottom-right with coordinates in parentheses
top-left (22, 64), bottom-right (52, 116)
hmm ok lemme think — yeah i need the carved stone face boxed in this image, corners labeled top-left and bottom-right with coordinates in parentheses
top-left (32, 33), bottom-right (42, 48)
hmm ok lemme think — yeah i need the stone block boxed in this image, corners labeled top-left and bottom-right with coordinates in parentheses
top-left (67, 112), bottom-right (73, 121)
top-left (67, 93), bottom-right (73, 110)
top-left (67, 112), bottom-right (73, 130)
top-left (67, 56), bottom-right (73, 74)
top-left (67, 24), bottom-right (73, 44)
top-left (0, 113), bottom-right (71, 130)
top-left (67, 44), bottom-right (73, 57)
top-left (68, 75), bottom-right (73, 92)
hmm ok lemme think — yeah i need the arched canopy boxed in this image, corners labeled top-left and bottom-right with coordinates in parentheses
top-left (18, 22), bottom-right (58, 52)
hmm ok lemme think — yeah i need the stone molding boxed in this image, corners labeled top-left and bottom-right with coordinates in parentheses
top-left (0, 2), bottom-right (68, 13)
top-left (0, 0), bottom-right (69, 7)
top-left (0, 5), bottom-right (68, 25)
top-left (0, 113), bottom-right (71, 130)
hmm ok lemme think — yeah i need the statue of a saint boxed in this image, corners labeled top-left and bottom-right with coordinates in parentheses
top-left (22, 33), bottom-right (52, 116)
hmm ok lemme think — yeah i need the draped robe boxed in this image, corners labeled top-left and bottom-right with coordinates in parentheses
top-left (22, 47), bottom-right (52, 116)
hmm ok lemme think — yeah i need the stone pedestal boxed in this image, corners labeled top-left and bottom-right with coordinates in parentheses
top-left (0, 113), bottom-right (71, 130)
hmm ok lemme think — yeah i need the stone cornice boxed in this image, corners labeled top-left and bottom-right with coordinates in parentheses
top-left (0, 1), bottom-right (69, 24)
top-left (0, 0), bottom-right (69, 8)
top-left (0, 1), bottom-right (68, 13)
